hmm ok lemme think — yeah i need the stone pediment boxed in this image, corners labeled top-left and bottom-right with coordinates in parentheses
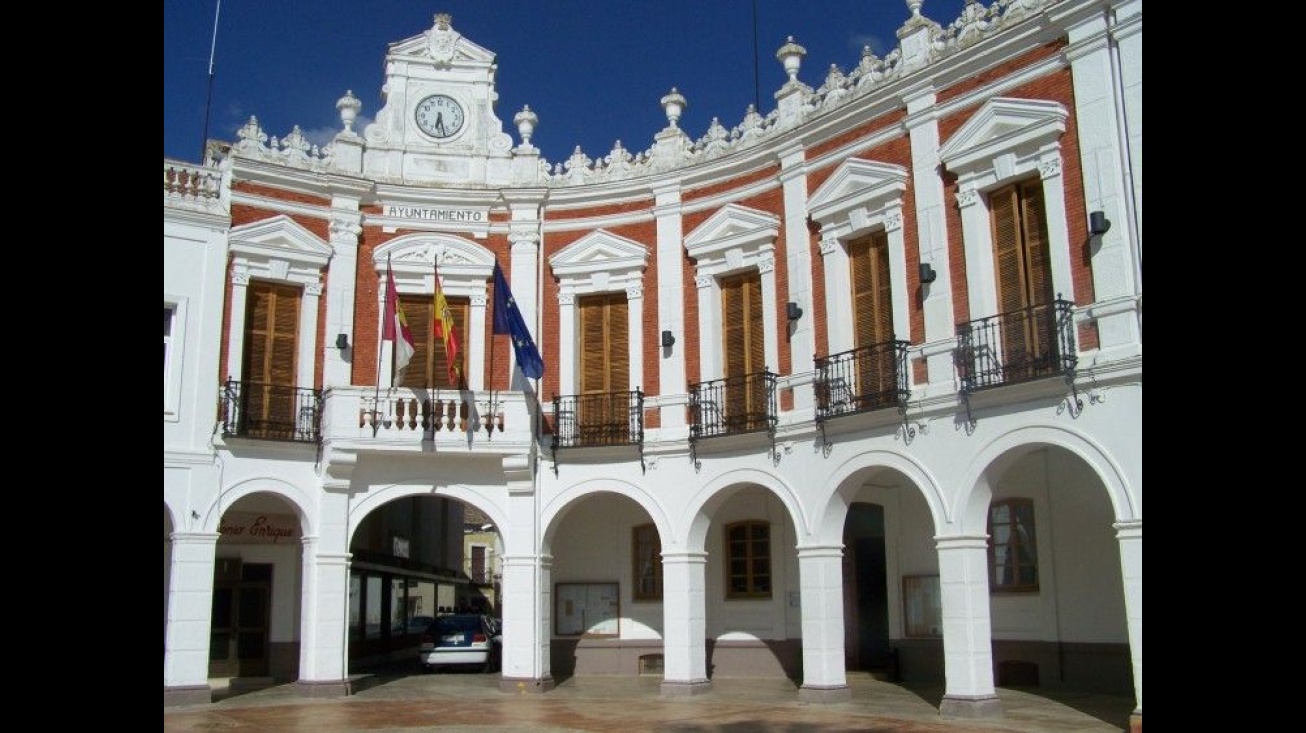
top-left (807, 159), bottom-right (908, 228)
top-left (939, 97), bottom-right (1067, 174)
top-left (549, 230), bottom-right (649, 278)
top-left (373, 233), bottom-right (495, 280)
top-left (387, 15), bottom-right (496, 66)
top-left (229, 215), bottom-right (331, 266)
top-left (683, 204), bottom-right (780, 260)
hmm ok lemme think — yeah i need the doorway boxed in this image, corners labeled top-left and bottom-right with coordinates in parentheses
top-left (842, 503), bottom-right (889, 670)
top-left (209, 560), bottom-right (272, 678)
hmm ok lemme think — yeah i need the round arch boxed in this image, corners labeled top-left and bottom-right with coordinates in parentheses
top-left (955, 423), bottom-right (1137, 535)
top-left (541, 478), bottom-right (674, 554)
top-left (811, 448), bottom-right (948, 544)
top-left (346, 483), bottom-right (509, 548)
top-left (199, 477), bottom-right (315, 535)
top-left (681, 467), bottom-right (804, 551)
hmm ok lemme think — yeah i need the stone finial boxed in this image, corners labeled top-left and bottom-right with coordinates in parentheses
top-left (661, 88), bottom-right (687, 129)
top-left (776, 36), bottom-right (806, 84)
top-left (906, 0), bottom-right (923, 17)
top-left (514, 105), bottom-right (538, 145)
top-left (434, 13), bottom-right (452, 30)
top-left (336, 90), bottom-right (362, 133)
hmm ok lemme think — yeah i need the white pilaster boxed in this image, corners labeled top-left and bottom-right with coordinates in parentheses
top-left (163, 531), bottom-right (219, 689)
top-left (778, 144), bottom-right (814, 406)
top-left (936, 534), bottom-right (1002, 719)
top-left (298, 549), bottom-right (350, 684)
top-left (298, 284), bottom-right (321, 389)
top-left (226, 271), bottom-right (249, 382)
top-left (508, 233), bottom-right (541, 390)
top-left (654, 183), bottom-right (686, 424)
top-left (1115, 519), bottom-right (1142, 717)
top-left (660, 551), bottom-right (710, 695)
top-left (627, 284), bottom-right (645, 392)
top-left (324, 209), bottom-right (361, 387)
top-left (903, 87), bottom-right (955, 394)
top-left (1067, 6), bottom-right (1142, 359)
top-left (797, 545), bottom-right (850, 700)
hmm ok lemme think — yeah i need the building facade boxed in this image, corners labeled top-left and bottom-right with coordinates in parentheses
top-left (163, 1), bottom-right (1142, 728)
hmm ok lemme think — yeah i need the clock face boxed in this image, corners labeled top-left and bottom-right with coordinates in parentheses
top-left (414, 94), bottom-right (465, 139)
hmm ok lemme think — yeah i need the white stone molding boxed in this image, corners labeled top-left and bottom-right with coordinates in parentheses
top-left (225, 216), bottom-right (332, 388)
top-left (939, 97), bottom-right (1074, 318)
top-left (548, 230), bottom-right (651, 395)
top-left (683, 204), bottom-right (782, 379)
top-left (807, 159), bottom-right (911, 356)
top-left (373, 234), bottom-right (496, 390)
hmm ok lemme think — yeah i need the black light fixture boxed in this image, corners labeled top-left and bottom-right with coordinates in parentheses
top-left (1089, 210), bottom-right (1111, 236)
top-left (661, 330), bottom-right (675, 348)
top-left (919, 262), bottom-right (937, 284)
top-left (786, 301), bottom-right (803, 322)
top-left (336, 333), bottom-right (350, 350)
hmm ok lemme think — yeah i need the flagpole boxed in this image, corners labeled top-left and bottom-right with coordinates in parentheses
top-left (200, 0), bottom-right (222, 163)
top-left (373, 255), bottom-right (389, 435)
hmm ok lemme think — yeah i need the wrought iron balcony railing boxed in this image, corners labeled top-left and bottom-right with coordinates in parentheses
top-left (688, 370), bottom-right (777, 443)
top-left (814, 339), bottom-right (910, 424)
top-left (551, 389), bottom-right (645, 451)
top-left (955, 297), bottom-right (1077, 395)
top-left (221, 380), bottom-right (322, 443)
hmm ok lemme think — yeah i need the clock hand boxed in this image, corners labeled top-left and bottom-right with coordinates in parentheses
top-left (435, 112), bottom-right (445, 136)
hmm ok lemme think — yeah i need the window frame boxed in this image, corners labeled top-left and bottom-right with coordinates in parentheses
top-left (724, 520), bottom-right (772, 600)
top-left (163, 298), bottom-right (186, 419)
top-left (631, 523), bottom-right (663, 601)
top-left (988, 498), bottom-right (1039, 594)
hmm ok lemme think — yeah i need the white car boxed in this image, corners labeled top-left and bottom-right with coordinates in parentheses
top-left (418, 614), bottom-right (501, 672)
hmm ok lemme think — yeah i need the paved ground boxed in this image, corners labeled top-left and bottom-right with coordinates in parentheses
top-left (164, 667), bottom-right (1135, 732)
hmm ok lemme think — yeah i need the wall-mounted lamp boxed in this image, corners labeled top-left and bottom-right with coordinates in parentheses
top-left (1089, 210), bottom-right (1111, 236)
top-left (786, 302), bottom-right (804, 322)
top-left (661, 330), bottom-right (676, 348)
top-left (919, 262), bottom-right (937, 284)
top-left (336, 333), bottom-right (350, 350)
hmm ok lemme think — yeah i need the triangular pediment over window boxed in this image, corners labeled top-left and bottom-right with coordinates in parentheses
top-left (229, 215), bottom-right (331, 267)
top-left (683, 204), bottom-right (780, 261)
top-left (388, 27), bottom-right (496, 65)
top-left (807, 159), bottom-right (908, 229)
top-left (549, 230), bottom-right (649, 278)
top-left (939, 97), bottom-right (1067, 175)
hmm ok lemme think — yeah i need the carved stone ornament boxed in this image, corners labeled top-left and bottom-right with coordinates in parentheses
top-left (956, 187), bottom-right (978, 208)
top-left (1039, 156), bottom-right (1062, 180)
top-left (557, 292), bottom-right (575, 305)
top-left (696, 274), bottom-right (714, 289)
top-left (757, 254), bottom-right (775, 273)
top-left (820, 233), bottom-right (840, 256)
top-left (427, 13), bottom-right (459, 65)
top-left (625, 285), bottom-right (643, 300)
top-left (885, 209), bottom-right (904, 232)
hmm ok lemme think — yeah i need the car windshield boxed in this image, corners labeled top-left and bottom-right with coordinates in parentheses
top-left (434, 616), bottom-right (483, 634)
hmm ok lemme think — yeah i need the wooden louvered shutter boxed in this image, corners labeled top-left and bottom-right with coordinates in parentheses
top-left (579, 294), bottom-right (629, 440)
top-left (1019, 180), bottom-right (1056, 367)
top-left (242, 281), bottom-right (300, 437)
top-left (721, 272), bottom-right (764, 430)
top-left (432, 299), bottom-right (467, 389)
top-left (850, 232), bottom-right (895, 404)
top-left (991, 179), bottom-right (1055, 381)
top-left (398, 294), bottom-right (431, 389)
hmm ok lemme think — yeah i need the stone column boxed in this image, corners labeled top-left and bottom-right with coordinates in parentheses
top-left (163, 531), bottom-right (219, 706)
top-left (936, 535), bottom-right (1002, 719)
top-left (797, 544), bottom-right (850, 702)
top-left (660, 551), bottom-right (710, 696)
top-left (1116, 519), bottom-right (1142, 731)
top-left (293, 487), bottom-right (351, 697)
top-left (498, 454), bottom-right (553, 692)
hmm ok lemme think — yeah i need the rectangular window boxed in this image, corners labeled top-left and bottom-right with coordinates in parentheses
top-left (990, 179), bottom-right (1056, 381)
top-left (398, 293), bottom-right (468, 389)
top-left (241, 281), bottom-right (302, 438)
top-left (470, 545), bottom-right (487, 584)
top-left (164, 305), bottom-right (175, 406)
top-left (725, 520), bottom-right (771, 599)
top-left (632, 524), bottom-right (662, 601)
top-left (849, 231), bottom-right (897, 403)
top-left (720, 272), bottom-right (767, 432)
top-left (989, 499), bottom-right (1039, 592)
top-left (578, 293), bottom-right (630, 442)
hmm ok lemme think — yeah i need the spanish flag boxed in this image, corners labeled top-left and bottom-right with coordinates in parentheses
top-left (433, 261), bottom-right (461, 386)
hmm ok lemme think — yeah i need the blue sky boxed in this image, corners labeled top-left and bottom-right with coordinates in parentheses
top-left (164, 1), bottom-right (970, 166)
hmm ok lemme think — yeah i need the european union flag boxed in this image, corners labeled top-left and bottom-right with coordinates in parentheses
top-left (492, 261), bottom-right (544, 379)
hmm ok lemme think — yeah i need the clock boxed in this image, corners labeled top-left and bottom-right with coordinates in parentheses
top-left (414, 94), bottom-right (465, 139)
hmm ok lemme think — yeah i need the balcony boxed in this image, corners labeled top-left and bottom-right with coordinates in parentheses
top-left (551, 389), bottom-right (645, 453)
top-left (318, 387), bottom-right (534, 449)
top-left (689, 371), bottom-right (777, 443)
top-left (814, 339), bottom-right (910, 425)
top-left (221, 380), bottom-right (322, 443)
top-left (955, 298), bottom-right (1077, 395)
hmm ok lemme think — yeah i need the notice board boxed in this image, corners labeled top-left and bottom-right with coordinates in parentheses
top-left (555, 582), bottom-right (620, 637)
